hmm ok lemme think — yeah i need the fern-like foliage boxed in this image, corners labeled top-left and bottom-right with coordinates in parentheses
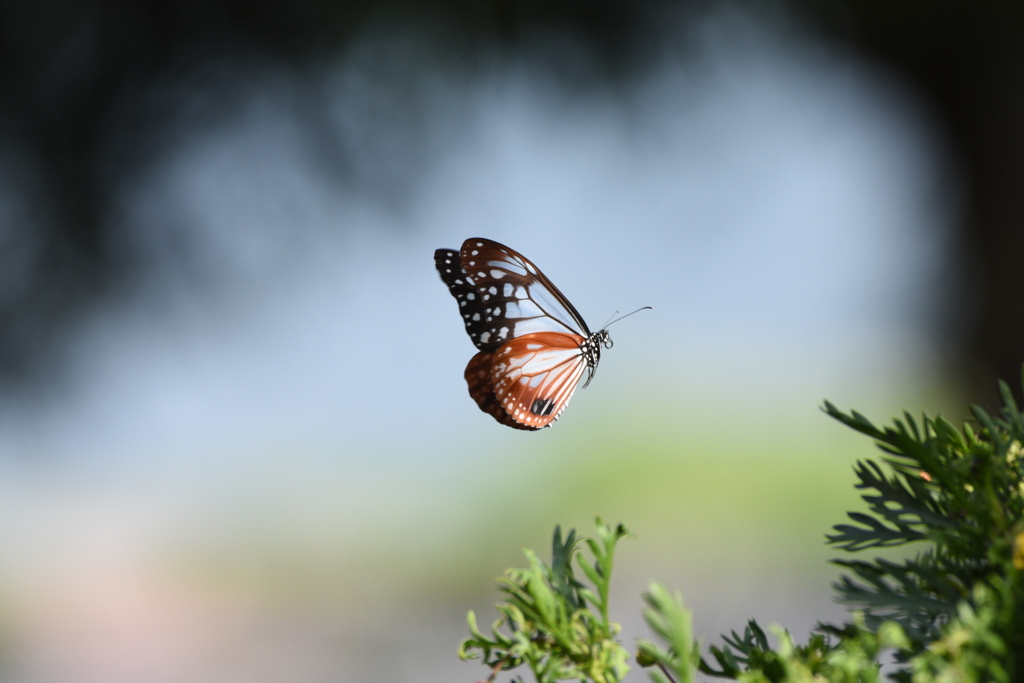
top-left (821, 374), bottom-right (1024, 675)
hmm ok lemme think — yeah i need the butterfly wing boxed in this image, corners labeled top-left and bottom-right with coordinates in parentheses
top-left (435, 248), bottom-right (501, 351)
top-left (464, 351), bottom-right (540, 431)
top-left (486, 332), bottom-right (588, 429)
top-left (454, 238), bottom-right (592, 346)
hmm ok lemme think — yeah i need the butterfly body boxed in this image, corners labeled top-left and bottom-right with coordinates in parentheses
top-left (435, 238), bottom-right (613, 430)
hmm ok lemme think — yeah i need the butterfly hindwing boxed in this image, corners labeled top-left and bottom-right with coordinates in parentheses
top-left (486, 332), bottom-right (588, 429)
top-left (464, 351), bottom-right (540, 431)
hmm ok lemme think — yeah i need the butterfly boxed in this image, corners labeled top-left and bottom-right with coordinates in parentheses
top-left (435, 237), bottom-right (634, 430)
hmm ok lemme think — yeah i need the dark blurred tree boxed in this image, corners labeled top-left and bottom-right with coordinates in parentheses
top-left (805, 0), bottom-right (1024, 404)
top-left (0, 0), bottom-right (1021, 404)
top-left (0, 0), bottom-right (657, 388)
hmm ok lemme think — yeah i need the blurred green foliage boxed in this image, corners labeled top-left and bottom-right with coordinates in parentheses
top-left (636, 583), bottom-right (698, 683)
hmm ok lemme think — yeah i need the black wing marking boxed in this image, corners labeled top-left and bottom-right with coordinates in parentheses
top-left (434, 248), bottom-right (501, 352)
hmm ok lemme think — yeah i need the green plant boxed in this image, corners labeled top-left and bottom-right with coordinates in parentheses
top-left (459, 374), bottom-right (1024, 683)
top-left (820, 377), bottom-right (1024, 676)
top-left (636, 582), bottom-right (698, 683)
top-left (458, 518), bottom-right (631, 683)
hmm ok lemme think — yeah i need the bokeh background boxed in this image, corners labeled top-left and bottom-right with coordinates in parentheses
top-left (0, 2), bottom-right (1021, 681)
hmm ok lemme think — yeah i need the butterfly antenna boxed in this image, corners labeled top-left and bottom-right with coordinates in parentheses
top-left (603, 306), bottom-right (652, 329)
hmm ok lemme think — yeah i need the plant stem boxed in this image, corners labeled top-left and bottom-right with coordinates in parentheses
top-left (656, 661), bottom-right (678, 683)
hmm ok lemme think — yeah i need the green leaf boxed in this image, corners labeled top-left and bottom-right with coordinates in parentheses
top-left (639, 582), bottom-right (695, 683)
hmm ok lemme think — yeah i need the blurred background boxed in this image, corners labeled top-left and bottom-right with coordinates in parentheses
top-left (0, 1), bottom-right (1020, 681)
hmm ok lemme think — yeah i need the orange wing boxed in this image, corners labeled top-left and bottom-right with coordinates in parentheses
top-left (464, 332), bottom-right (588, 430)
top-left (465, 351), bottom-right (540, 431)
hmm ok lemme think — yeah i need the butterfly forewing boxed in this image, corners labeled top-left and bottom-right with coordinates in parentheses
top-left (434, 248), bottom-right (501, 351)
top-left (457, 239), bottom-right (591, 346)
